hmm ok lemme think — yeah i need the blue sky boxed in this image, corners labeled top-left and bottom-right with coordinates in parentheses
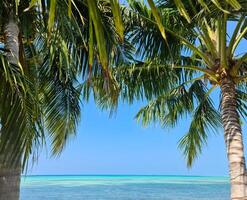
top-left (27, 19), bottom-right (247, 177)
top-left (28, 92), bottom-right (240, 176)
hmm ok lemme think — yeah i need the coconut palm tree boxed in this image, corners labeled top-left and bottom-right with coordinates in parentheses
top-left (0, 1), bottom-right (83, 199)
top-left (89, 0), bottom-right (247, 199)
top-left (0, 0), bottom-right (128, 199)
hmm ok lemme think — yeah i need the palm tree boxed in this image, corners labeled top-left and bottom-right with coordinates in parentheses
top-left (0, 0), bottom-right (127, 199)
top-left (0, 1), bottom-right (82, 199)
top-left (89, 0), bottom-right (247, 199)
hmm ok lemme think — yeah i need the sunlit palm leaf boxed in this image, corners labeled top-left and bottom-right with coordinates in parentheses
top-left (110, 0), bottom-right (124, 41)
top-left (87, 0), bottom-right (108, 71)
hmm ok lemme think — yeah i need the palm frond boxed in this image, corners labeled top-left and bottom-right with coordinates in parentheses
top-left (135, 79), bottom-right (221, 166)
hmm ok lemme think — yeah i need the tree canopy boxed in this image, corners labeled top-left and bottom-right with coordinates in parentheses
top-left (88, 0), bottom-right (247, 166)
top-left (0, 0), bottom-right (131, 168)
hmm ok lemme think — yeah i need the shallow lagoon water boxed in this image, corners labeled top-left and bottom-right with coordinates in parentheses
top-left (21, 175), bottom-right (230, 200)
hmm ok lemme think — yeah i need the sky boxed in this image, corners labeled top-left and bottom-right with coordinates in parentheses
top-left (28, 90), bottom-right (246, 176)
top-left (28, 98), bottom-right (227, 176)
top-left (26, 17), bottom-right (247, 177)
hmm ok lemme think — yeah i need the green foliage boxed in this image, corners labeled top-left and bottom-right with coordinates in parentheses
top-left (124, 0), bottom-right (247, 166)
top-left (0, 0), bottom-right (130, 169)
top-left (2, 0), bottom-right (247, 170)
top-left (88, 0), bottom-right (247, 167)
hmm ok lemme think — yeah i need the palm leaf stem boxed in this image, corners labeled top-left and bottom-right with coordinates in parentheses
top-left (173, 65), bottom-right (217, 82)
top-left (220, 13), bottom-right (228, 69)
top-left (232, 24), bottom-right (247, 56)
top-left (227, 15), bottom-right (245, 57)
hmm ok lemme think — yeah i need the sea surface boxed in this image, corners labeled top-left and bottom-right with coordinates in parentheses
top-left (21, 175), bottom-right (230, 200)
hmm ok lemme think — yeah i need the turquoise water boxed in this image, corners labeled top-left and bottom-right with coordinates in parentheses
top-left (21, 175), bottom-right (230, 200)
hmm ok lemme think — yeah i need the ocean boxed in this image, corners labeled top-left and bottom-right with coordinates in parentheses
top-left (21, 175), bottom-right (230, 200)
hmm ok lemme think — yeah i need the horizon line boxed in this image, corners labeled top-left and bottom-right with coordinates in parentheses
top-left (22, 174), bottom-right (229, 178)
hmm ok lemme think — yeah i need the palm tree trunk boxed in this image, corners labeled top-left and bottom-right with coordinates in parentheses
top-left (0, 163), bottom-right (21, 200)
top-left (220, 77), bottom-right (247, 200)
top-left (4, 10), bottom-right (19, 65)
top-left (0, 7), bottom-right (21, 200)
